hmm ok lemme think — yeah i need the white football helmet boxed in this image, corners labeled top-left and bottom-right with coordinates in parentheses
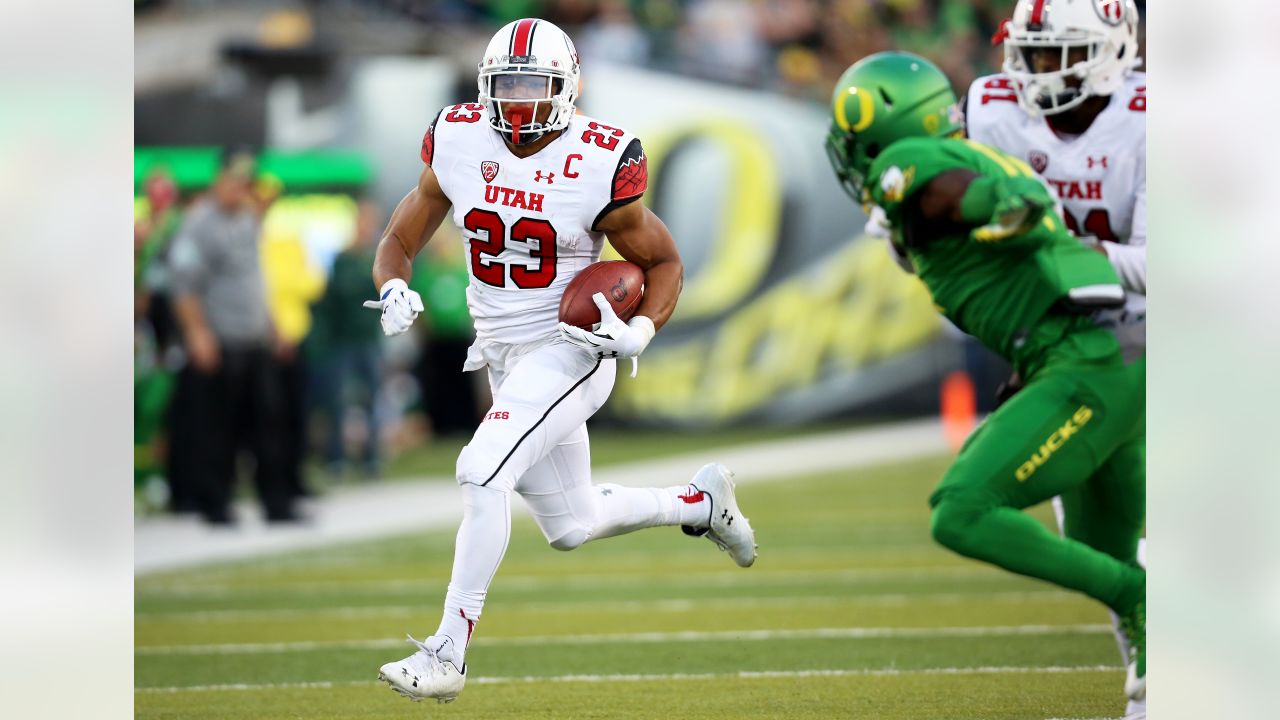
top-left (477, 18), bottom-right (581, 145)
top-left (1000, 0), bottom-right (1141, 116)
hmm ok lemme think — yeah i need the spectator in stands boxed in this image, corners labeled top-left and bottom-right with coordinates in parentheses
top-left (578, 0), bottom-right (651, 67)
top-left (168, 148), bottom-right (300, 525)
top-left (135, 166), bottom-right (183, 351)
top-left (678, 0), bottom-right (769, 85)
top-left (311, 199), bottom-right (387, 479)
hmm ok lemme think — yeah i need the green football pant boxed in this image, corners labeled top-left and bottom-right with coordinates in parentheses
top-left (928, 354), bottom-right (1145, 614)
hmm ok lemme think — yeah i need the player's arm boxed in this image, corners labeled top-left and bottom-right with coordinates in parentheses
top-left (557, 200), bottom-right (681, 363)
top-left (365, 163), bottom-right (452, 335)
top-left (595, 200), bottom-right (683, 331)
top-left (372, 163), bottom-right (452, 289)
top-left (913, 168), bottom-right (1054, 249)
top-left (559, 136), bottom-right (675, 362)
top-left (167, 216), bottom-right (220, 372)
top-left (1099, 162), bottom-right (1146, 294)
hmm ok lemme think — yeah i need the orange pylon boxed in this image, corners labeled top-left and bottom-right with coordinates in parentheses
top-left (941, 370), bottom-right (977, 451)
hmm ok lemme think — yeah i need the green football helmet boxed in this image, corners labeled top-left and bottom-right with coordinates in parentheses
top-left (825, 52), bottom-right (963, 200)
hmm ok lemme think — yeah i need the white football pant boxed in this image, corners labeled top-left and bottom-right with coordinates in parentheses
top-left (437, 338), bottom-right (708, 659)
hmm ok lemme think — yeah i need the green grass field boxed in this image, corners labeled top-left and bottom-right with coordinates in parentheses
top-left (135, 451), bottom-right (1128, 719)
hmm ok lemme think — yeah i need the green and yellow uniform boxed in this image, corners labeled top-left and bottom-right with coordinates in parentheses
top-left (826, 52), bottom-right (1145, 655)
top-left (868, 136), bottom-right (1145, 615)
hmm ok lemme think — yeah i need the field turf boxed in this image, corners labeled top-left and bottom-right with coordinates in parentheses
top-left (135, 451), bottom-right (1128, 719)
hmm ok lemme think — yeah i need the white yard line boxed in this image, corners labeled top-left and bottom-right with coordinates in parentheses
top-left (138, 564), bottom-right (999, 596)
top-left (134, 418), bottom-right (948, 574)
top-left (135, 622), bottom-right (1109, 655)
top-left (136, 590), bottom-right (1074, 623)
top-left (135, 663), bottom-right (1120, 693)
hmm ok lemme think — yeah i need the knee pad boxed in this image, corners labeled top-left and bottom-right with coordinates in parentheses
top-left (546, 525), bottom-right (590, 552)
top-left (457, 442), bottom-right (513, 490)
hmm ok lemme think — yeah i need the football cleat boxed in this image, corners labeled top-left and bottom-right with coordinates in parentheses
top-left (377, 634), bottom-right (467, 704)
top-left (1119, 598), bottom-right (1146, 700)
top-left (1123, 697), bottom-right (1146, 720)
top-left (682, 463), bottom-right (757, 567)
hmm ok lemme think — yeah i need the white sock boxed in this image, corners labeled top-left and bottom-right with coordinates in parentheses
top-left (669, 483), bottom-right (712, 527)
top-left (435, 602), bottom-right (476, 668)
top-left (586, 483), bottom-right (709, 541)
top-left (433, 483), bottom-right (510, 667)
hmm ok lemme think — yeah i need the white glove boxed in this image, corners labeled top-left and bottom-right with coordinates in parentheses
top-left (559, 293), bottom-right (655, 375)
top-left (362, 278), bottom-right (424, 336)
top-left (864, 205), bottom-right (891, 240)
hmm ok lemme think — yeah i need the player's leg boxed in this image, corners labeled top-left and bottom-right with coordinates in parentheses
top-left (515, 424), bottom-right (721, 549)
top-left (1055, 445), bottom-right (1148, 716)
top-left (1060, 434), bottom-right (1147, 703)
top-left (380, 341), bottom-right (616, 702)
top-left (927, 365), bottom-right (1145, 617)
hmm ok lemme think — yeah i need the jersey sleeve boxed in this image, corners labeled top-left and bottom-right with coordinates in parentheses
top-left (1104, 143), bottom-right (1145, 293)
top-left (420, 108), bottom-right (446, 166)
top-left (866, 137), bottom-right (964, 219)
top-left (591, 137), bottom-right (648, 230)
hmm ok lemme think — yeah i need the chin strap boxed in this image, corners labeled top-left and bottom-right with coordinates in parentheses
top-left (508, 109), bottom-right (528, 145)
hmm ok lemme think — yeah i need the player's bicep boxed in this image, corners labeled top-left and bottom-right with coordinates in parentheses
top-left (920, 169), bottom-right (978, 224)
top-left (394, 164), bottom-right (452, 255)
top-left (597, 201), bottom-right (680, 270)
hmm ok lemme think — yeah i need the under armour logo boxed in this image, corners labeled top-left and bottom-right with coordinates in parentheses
top-left (721, 509), bottom-right (732, 524)
top-left (600, 488), bottom-right (613, 496)
top-left (1087, 156), bottom-right (1108, 169)
top-left (534, 170), bottom-right (555, 184)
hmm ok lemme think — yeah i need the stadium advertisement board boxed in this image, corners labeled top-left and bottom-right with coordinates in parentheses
top-left (585, 66), bottom-right (960, 426)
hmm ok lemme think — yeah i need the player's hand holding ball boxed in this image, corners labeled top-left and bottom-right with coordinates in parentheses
top-left (559, 293), bottom-right (655, 360)
top-left (363, 278), bottom-right (425, 336)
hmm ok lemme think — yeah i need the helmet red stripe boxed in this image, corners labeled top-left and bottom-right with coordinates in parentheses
top-left (1030, 0), bottom-right (1047, 25)
top-left (512, 18), bottom-right (536, 57)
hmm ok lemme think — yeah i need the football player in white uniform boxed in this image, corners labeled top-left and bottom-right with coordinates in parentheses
top-left (966, 2), bottom-right (1147, 716)
top-left (363, 18), bottom-right (757, 704)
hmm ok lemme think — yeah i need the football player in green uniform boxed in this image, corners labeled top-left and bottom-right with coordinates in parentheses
top-left (825, 52), bottom-right (1145, 702)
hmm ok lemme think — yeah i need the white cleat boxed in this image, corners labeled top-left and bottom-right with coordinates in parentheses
top-left (685, 463), bottom-right (757, 567)
top-left (1125, 660), bottom-right (1145, 702)
top-left (1123, 697), bottom-right (1146, 720)
top-left (377, 634), bottom-right (467, 704)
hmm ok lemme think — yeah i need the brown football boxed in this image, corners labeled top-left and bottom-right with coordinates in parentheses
top-left (559, 260), bottom-right (645, 330)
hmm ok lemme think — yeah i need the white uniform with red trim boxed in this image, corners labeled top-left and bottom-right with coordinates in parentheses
top-left (965, 72), bottom-right (1145, 255)
top-left (418, 103), bottom-right (713, 653)
top-left (965, 71), bottom-right (1147, 349)
top-left (376, 19), bottom-right (755, 707)
top-left (423, 104), bottom-right (648, 354)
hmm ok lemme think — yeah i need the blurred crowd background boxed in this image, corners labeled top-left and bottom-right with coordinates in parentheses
top-left (133, 0), bottom-right (1146, 524)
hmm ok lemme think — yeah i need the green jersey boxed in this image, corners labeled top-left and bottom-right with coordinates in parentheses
top-left (867, 137), bottom-right (1124, 377)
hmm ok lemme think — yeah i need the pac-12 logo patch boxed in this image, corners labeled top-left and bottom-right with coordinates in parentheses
top-left (481, 161), bottom-right (499, 184)
top-left (1028, 150), bottom-right (1049, 173)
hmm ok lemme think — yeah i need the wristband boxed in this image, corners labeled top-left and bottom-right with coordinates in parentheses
top-left (627, 315), bottom-right (656, 344)
top-left (379, 278), bottom-right (408, 300)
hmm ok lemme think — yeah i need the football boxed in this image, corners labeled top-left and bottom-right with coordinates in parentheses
top-left (558, 260), bottom-right (645, 330)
